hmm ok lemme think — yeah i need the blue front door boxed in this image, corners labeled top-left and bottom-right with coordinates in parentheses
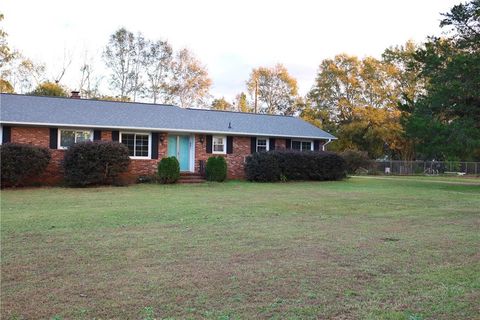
top-left (168, 135), bottom-right (191, 171)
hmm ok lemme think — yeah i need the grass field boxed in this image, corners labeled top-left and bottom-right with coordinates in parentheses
top-left (1, 177), bottom-right (479, 319)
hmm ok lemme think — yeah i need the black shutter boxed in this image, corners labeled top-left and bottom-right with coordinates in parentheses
top-left (285, 138), bottom-right (291, 150)
top-left (206, 135), bottom-right (212, 153)
top-left (93, 130), bottom-right (102, 141)
top-left (111, 130), bottom-right (119, 142)
top-left (2, 126), bottom-right (11, 143)
top-left (250, 137), bottom-right (257, 154)
top-left (151, 132), bottom-right (159, 159)
top-left (269, 138), bottom-right (276, 151)
top-left (227, 136), bottom-right (233, 154)
top-left (49, 128), bottom-right (58, 149)
top-left (314, 140), bottom-right (320, 151)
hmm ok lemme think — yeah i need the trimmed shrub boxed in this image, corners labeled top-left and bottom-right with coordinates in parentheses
top-left (206, 156), bottom-right (227, 182)
top-left (243, 152), bottom-right (281, 182)
top-left (245, 150), bottom-right (346, 182)
top-left (158, 156), bottom-right (180, 184)
top-left (64, 141), bottom-right (130, 186)
top-left (340, 150), bottom-right (370, 174)
top-left (0, 143), bottom-right (51, 187)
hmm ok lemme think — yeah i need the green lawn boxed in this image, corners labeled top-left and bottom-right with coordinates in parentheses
top-left (1, 177), bottom-right (479, 319)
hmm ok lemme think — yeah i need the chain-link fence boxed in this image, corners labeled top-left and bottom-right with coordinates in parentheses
top-left (367, 160), bottom-right (480, 175)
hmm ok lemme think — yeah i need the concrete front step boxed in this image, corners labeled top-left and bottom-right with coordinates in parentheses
top-left (179, 175), bottom-right (205, 180)
top-left (178, 172), bottom-right (206, 183)
top-left (180, 172), bottom-right (201, 176)
top-left (178, 178), bottom-right (206, 184)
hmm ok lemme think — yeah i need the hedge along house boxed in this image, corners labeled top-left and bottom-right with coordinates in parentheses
top-left (0, 93), bottom-right (336, 183)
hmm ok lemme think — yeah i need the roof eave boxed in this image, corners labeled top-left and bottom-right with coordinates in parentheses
top-left (0, 120), bottom-right (337, 140)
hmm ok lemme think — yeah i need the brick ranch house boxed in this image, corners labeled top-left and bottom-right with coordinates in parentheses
top-left (0, 93), bottom-right (336, 184)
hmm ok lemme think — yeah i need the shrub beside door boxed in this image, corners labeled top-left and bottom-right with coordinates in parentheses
top-left (157, 156), bottom-right (180, 184)
top-left (206, 156), bottom-right (227, 182)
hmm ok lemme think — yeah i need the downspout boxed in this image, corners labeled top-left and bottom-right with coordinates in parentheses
top-left (322, 139), bottom-right (332, 151)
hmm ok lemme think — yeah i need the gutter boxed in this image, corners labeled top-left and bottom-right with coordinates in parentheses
top-left (322, 139), bottom-right (333, 151)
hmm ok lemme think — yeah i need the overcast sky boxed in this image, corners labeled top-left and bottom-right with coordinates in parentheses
top-left (2, 0), bottom-right (460, 101)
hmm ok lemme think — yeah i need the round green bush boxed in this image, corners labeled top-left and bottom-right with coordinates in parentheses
top-left (158, 156), bottom-right (180, 184)
top-left (1, 143), bottom-right (51, 187)
top-left (206, 156), bottom-right (227, 182)
top-left (64, 141), bottom-right (130, 187)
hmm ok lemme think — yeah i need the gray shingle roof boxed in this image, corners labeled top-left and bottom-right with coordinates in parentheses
top-left (0, 94), bottom-right (336, 140)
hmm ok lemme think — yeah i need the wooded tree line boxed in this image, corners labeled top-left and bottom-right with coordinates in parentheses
top-left (0, 23), bottom-right (212, 107)
top-left (1, 1), bottom-right (478, 161)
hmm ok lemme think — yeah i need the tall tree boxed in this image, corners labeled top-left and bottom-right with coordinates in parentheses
top-left (440, 0), bottom-right (480, 50)
top-left (246, 64), bottom-right (299, 115)
top-left (11, 57), bottom-right (46, 93)
top-left (406, 0), bottom-right (480, 160)
top-left (30, 81), bottom-right (68, 97)
top-left (234, 92), bottom-right (252, 112)
top-left (103, 28), bottom-right (139, 101)
top-left (299, 98), bottom-right (335, 132)
top-left (128, 32), bottom-right (146, 102)
top-left (0, 13), bottom-right (14, 68)
top-left (307, 54), bottom-right (417, 159)
top-left (167, 48), bottom-right (212, 108)
top-left (79, 52), bottom-right (103, 99)
top-left (142, 39), bottom-right (173, 104)
top-left (211, 97), bottom-right (233, 111)
top-left (382, 40), bottom-right (425, 160)
top-left (0, 13), bottom-right (15, 92)
top-left (382, 40), bottom-right (425, 106)
top-left (1, 13), bottom-right (48, 94)
top-left (52, 48), bottom-right (72, 84)
top-left (308, 54), bottom-right (363, 123)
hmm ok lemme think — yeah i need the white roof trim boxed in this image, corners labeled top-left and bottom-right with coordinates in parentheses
top-left (0, 120), bottom-right (337, 140)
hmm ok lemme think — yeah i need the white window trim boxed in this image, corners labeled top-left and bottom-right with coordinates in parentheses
top-left (120, 131), bottom-right (151, 159)
top-left (291, 139), bottom-right (314, 151)
top-left (212, 135), bottom-right (227, 154)
top-left (58, 128), bottom-right (93, 150)
top-left (256, 137), bottom-right (269, 152)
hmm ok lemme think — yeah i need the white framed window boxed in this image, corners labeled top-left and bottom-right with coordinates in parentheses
top-left (120, 132), bottom-right (151, 159)
top-left (212, 135), bottom-right (226, 154)
top-left (291, 140), bottom-right (313, 151)
top-left (58, 129), bottom-right (92, 149)
top-left (256, 138), bottom-right (269, 152)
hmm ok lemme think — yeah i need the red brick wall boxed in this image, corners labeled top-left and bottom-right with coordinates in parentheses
top-left (100, 130), bottom-right (112, 141)
top-left (194, 134), bottom-right (252, 179)
top-left (7, 127), bottom-right (169, 185)
top-left (11, 127), bottom-right (50, 148)
top-left (276, 138), bottom-right (287, 150)
top-left (6, 126), bottom-right (329, 184)
top-left (96, 130), bottom-right (169, 183)
top-left (115, 131), bottom-right (169, 183)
